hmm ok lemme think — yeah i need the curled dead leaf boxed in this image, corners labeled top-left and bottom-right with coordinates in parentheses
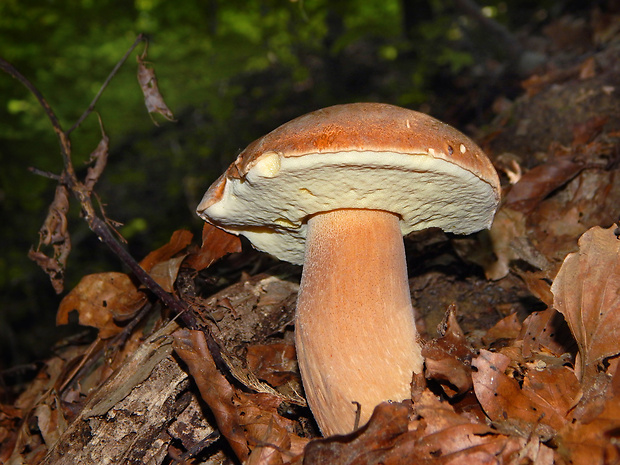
top-left (423, 306), bottom-right (475, 397)
top-left (29, 185), bottom-right (72, 293)
top-left (184, 222), bottom-right (242, 272)
top-left (136, 47), bottom-right (175, 124)
top-left (83, 117), bottom-right (109, 192)
top-left (140, 229), bottom-right (193, 272)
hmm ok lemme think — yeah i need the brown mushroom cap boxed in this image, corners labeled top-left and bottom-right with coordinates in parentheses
top-left (197, 102), bottom-right (501, 264)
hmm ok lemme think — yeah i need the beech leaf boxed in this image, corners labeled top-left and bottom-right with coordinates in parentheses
top-left (57, 272), bottom-right (147, 339)
top-left (550, 224), bottom-right (620, 381)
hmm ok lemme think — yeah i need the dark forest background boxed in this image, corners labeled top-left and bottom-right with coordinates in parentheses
top-left (0, 0), bottom-right (597, 368)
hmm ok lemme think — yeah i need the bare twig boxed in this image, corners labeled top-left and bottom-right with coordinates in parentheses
top-left (68, 34), bottom-right (146, 135)
top-left (0, 38), bottom-right (221, 347)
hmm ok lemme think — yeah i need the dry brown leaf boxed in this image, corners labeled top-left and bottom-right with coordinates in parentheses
top-left (57, 272), bottom-right (147, 339)
top-left (557, 394), bottom-right (620, 465)
top-left (83, 118), bottom-right (109, 192)
top-left (522, 366), bottom-right (582, 420)
top-left (302, 402), bottom-right (410, 464)
top-left (139, 229), bottom-right (193, 272)
top-left (486, 207), bottom-right (527, 280)
top-left (29, 185), bottom-right (72, 293)
top-left (136, 47), bottom-right (175, 124)
top-left (304, 392), bottom-right (518, 464)
top-left (172, 329), bottom-right (307, 464)
top-left (520, 308), bottom-right (575, 359)
top-left (482, 312), bottom-right (522, 346)
top-left (246, 343), bottom-right (299, 388)
top-left (571, 115), bottom-right (607, 146)
top-left (423, 307), bottom-right (475, 397)
top-left (550, 224), bottom-right (620, 382)
top-left (34, 394), bottom-right (68, 448)
top-left (503, 157), bottom-right (584, 214)
top-left (472, 349), bottom-right (567, 437)
top-left (148, 255), bottom-right (187, 293)
top-left (184, 222), bottom-right (243, 272)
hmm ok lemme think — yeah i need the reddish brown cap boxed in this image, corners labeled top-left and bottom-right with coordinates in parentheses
top-left (197, 103), bottom-right (500, 264)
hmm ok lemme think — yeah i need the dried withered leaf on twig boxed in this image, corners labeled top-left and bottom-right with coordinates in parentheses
top-left (136, 46), bottom-right (175, 124)
top-left (28, 184), bottom-right (72, 293)
top-left (550, 224), bottom-right (620, 382)
top-left (57, 272), bottom-right (147, 338)
top-left (83, 117), bottom-right (109, 192)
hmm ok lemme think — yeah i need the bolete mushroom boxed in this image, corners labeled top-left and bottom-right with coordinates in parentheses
top-left (197, 103), bottom-right (500, 436)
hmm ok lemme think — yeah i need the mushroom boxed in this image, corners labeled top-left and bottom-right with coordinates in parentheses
top-left (196, 103), bottom-right (500, 436)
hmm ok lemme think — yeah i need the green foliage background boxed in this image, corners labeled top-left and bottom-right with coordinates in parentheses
top-left (1, 0), bottom-right (563, 368)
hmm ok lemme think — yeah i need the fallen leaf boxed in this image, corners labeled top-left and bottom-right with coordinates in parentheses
top-left (34, 394), bottom-right (68, 448)
top-left (172, 329), bottom-right (307, 463)
top-left (557, 394), bottom-right (620, 465)
top-left (578, 56), bottom-right (597, 80)
top-left (423, 306), bottom-right (475, 397)
top-left (184, 222), bottom-right (242, 272)
top-left (482, 312), bottom-right (522, 346)
top-left (140, 229), bottom-right (193, 272)
top-left (148, 255), bottom-right (187, 293)
top-left (522, 366), bottom-right (582, 421)
top-left (302, 402), bottom-right (410, 464)
top-left (550, 224), bottom-right (620, 382)
top-left (57, 272), bottom-right (147, 338)
top-left (503, 157), bottom-right (584, 214)
top-left (472, 349), bottom-right (566, 438)
top-left (486, 207), bottom-right (529, 280)
top-left (520, 308), bottom-right (576, 359)
top-left (246, 343), bottom-right (299, 388)
top-left (571, 115), bottom-right (607, 146)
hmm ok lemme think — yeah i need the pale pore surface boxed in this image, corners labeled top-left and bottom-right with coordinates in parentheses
top-left (200, 151), bottom-right (499, 265)
top-left (295, 209), bottom-right (423, 436)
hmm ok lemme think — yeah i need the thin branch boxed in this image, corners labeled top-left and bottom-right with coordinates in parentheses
top-left (1, 38), bottom-right (224, 353)
top-left (28, 167), bottom-right (63, 181)
top-left (0, 57), bottom-right (73, 172)
top-left (68, 33), bottom-right (147, 135)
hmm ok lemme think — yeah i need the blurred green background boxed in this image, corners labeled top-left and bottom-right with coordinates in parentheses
top-left (1, 0), bottom-right (574, 370)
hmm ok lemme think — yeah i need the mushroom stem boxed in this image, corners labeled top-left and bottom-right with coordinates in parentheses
top-left (295, 209), bottom-right (423, 436)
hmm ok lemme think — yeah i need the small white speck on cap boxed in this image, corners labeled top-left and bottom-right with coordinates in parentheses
top-left (460, 144), bottom-right (466, 154)
top-left (406, 119), bottom-right (411, 129)
top-left (428, 148), bottom-right (435, 156)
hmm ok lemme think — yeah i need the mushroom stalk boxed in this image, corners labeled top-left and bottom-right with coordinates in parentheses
top-left (295, 208), bottom-right (423, 436)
